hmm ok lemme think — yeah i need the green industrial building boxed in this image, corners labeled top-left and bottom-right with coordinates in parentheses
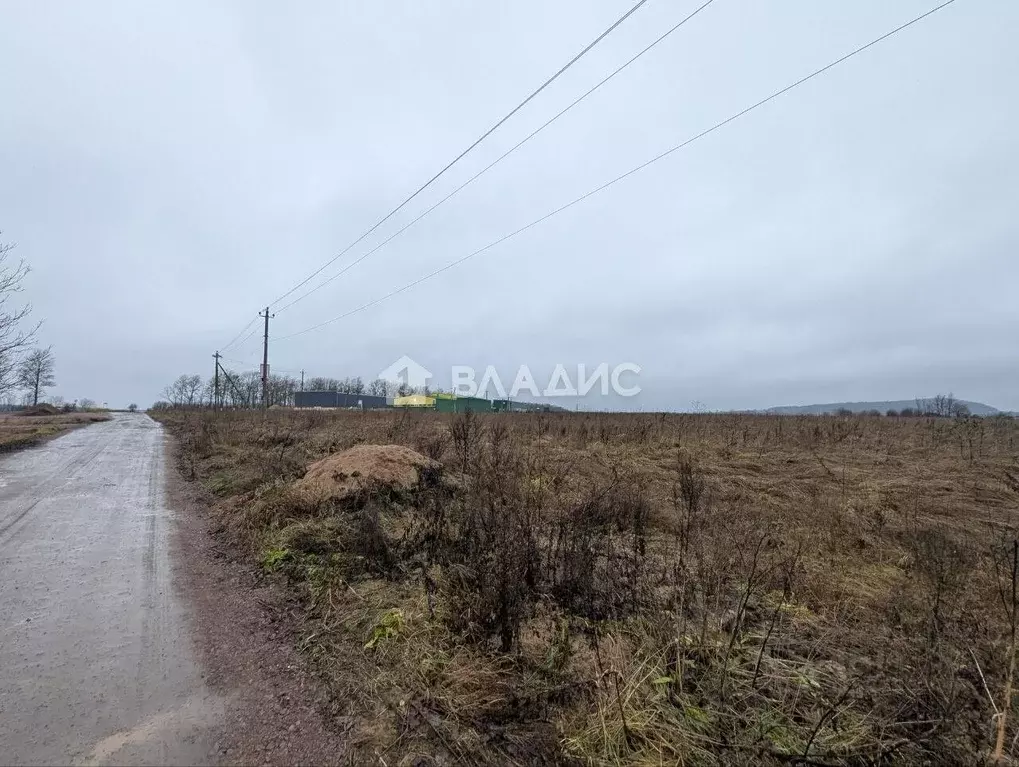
top-left (432, 393), bottom-right (492, 413)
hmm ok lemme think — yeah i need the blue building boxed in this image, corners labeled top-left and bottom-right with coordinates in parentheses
top-left (294, 391), bottom-right (388, 409)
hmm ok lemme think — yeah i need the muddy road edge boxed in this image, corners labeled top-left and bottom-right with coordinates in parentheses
top-left (163, 432), bottom-right (349, 765)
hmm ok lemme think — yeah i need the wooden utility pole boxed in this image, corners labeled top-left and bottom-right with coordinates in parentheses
top-left (212, 351), bottom-right (221, 410)
top-left (300, 370), bottom-right (305, 392)
top-left (259, 307), bottom-right (273, 409)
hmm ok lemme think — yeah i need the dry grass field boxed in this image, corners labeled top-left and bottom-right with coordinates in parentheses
top-left (0, 409), bottom-right (111, 452)
top-left (157, 408), bottom-right (1019, 765)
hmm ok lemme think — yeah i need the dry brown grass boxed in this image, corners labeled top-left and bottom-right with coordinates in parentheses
top-left (0, 411), bottom-right (111, 452)
top-left (157, 408), bottom-right (1019, 765)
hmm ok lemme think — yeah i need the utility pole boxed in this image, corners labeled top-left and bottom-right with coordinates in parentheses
top-left (212, 351), bottom-right (221, 411)
top-left (300, 370), bottom-right (305, 392)
top-left (259, 307), bottom-right (273, 409)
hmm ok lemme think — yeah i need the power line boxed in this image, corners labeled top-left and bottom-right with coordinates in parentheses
top-left (220, 355), bottom-right (304, 376)
top-left (274, 0), bottom-right (959, 342)
top-left (275, 0), bottom-right (718, 315)
top-left (220, 359), bottom-right (302, 376)
top-left (267, 0), bottom-right (652, 309)
top-left (221, 315), bottom-right (259, 352)
top-left (230, 326), bottom-right (262, 355)
top-left (219, 324), bottom-right (264, 366)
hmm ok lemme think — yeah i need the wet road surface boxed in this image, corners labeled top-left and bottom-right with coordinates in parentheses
top-left (0, 413), bottom-right (221, 765)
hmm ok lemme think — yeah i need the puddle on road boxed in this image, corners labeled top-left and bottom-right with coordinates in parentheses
top-left (77, 692), bottom-right (228, 767)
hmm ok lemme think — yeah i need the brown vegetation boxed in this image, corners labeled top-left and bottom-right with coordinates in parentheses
top-left (156, 407), bottom-right (1019, 765)
top-left (0, 410), bottom-right (110, 452)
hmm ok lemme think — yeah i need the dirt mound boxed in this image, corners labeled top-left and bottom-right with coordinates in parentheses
top-left (17, 404), bottom-right (60, 417)
top-left (294, 444), bottom-right (440, 503)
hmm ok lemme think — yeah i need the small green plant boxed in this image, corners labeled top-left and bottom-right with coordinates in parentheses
top-left (364, 608), bottom-right (405, 650)
top-left (261, 546), bottom-right (291, 572)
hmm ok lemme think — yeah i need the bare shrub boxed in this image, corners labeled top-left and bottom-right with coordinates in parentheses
top-left (448, 408), bottom-right (484, 476)
top-left (548, 478), bottom-right (651, 621)
top-left (906, 525), bottom-right (972, 648)
top-left (416, 430), bottom-right (449, 462)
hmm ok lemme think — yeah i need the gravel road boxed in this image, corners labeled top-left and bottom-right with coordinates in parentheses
top-left (0, 413), bottom-right (222, 765)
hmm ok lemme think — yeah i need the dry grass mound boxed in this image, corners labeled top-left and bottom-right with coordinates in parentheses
top-left (16, 404), bottom-right (60, 416)
top-left (293, 443), bottom-right (439, 503)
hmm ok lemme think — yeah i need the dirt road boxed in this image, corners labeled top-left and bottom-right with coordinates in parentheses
top-left (0, 413), bottom-right (221, 766)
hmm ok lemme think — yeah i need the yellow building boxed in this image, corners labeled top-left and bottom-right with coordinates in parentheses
top-left (393, 394), bottom-right (436, 408)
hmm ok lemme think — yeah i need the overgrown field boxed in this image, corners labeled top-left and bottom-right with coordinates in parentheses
top-left (0, 410), bottom-right (110, 452)
top-left (157, 408), bottom-right (1019, 765)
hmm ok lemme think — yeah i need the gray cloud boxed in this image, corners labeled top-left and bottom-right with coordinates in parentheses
top-left (1, 0), bottom-right (1015, 410)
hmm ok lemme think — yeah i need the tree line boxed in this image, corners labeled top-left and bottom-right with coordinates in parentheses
top-left (155, 371), bottom-right (300, 409)
top-left (912, 393), bottom-right (971, 418)
top-left (306, 376), bottom-right (389, 397)
top-left (826, 396), bottom-right (974, 418)
top-left (153, 372), bottom-right (428, 410)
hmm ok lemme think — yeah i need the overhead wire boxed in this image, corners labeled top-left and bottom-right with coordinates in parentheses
top-left (274, 0), bottom-right (718, 315)
top-left (221, 356), bottom-right (303, 376)
top-left (266, 0), bottom-right (652, 309)
top-left (233, 326), bottom-right (261, 353)
top-left (274, 0), bottom-right (960, 342)
top-left (220, 315), bottom-right (259, 352)
top-left (220, 355), bottom-right (253, 367)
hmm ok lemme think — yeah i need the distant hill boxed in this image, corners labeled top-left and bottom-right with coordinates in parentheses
top-left (765, 399), bottom-right (1002, 416)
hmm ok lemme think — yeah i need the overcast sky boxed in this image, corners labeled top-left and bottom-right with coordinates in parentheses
top-left (1, 0), bottom-right (1015, 411)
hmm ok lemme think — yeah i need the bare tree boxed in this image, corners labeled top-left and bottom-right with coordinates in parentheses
top-left (367, 378), bottom-right (388, 397)
top-left (163, 376), bottom-right (187, 407)
top-left (212, 367), bottom-right (246, 408)
top-left (936, 393), bottom-right (956, 417)
top-left (183, 374), bottom-right (202, 406)
top-left (17, 346), bottom-right (55, 406)
top-left (266, 374), bottom-right (298, 407)
top-left (307, 376), bottom-right (341, 392)
top-left (238, 371), bottom-right (261, 406)
top-left (916, 393), bottom-right (967, 418)
top-left (162, 374), bottom-right (203, 407)
top-left (0, 234), bottom-right (39, 396)
top-left (201, 376), bottom-right (217, 407)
